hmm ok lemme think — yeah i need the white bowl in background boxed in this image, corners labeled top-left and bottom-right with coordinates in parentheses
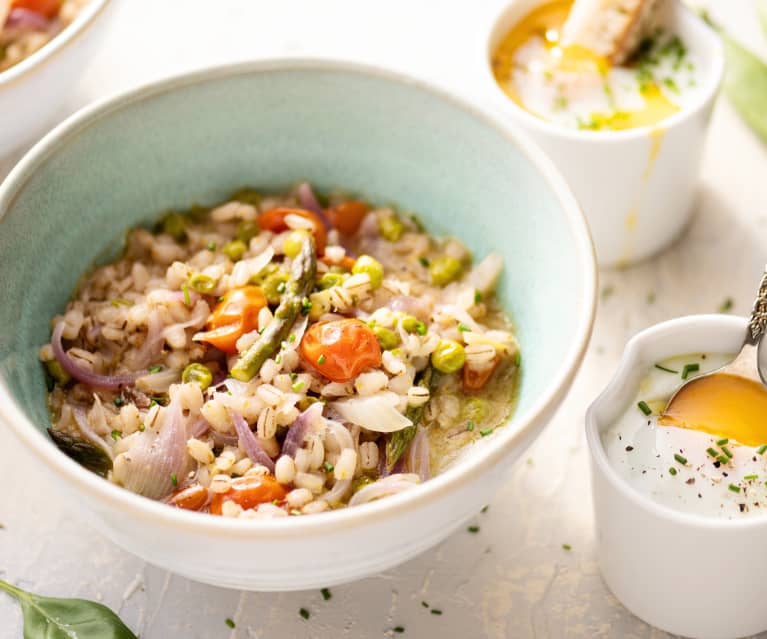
top-left (585, 314), bottom-right (767, 639)
top-left (482, 0), bottom-right (724, 268)
top-left (0, 0), bottom-right (113, 156)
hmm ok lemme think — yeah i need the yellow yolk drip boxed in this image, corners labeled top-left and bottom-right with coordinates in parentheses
top-left (491, 0), bottom-right (680, 131)
top-left (659, 374), bottom-right (767, 447)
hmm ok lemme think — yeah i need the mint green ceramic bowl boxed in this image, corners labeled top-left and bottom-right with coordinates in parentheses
top-left (0, 59), bottom-right (596, 590)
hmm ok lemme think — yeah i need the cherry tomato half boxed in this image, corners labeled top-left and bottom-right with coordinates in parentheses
top-left (168, 484), bottom-right (209, 512)
top-left (327, 200), bottom-right (368, 236)
top-left (209, 475), bottom-right (286, 515)
top-left (299, 319), bottom-right (382, 383)
top-left (11, 0), bottom-right (60, 18)
top-left (463, 356), bottom-right (501, 392)
top-left (199, 286), bottom-right (266, 354)
top-left (258, 207), bottom-right (327, 255)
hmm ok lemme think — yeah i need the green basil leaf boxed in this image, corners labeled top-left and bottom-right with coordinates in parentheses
top-left (721, 33), bottom-right (767, 143)
top-left (0, 579), bottom-right (136, 639)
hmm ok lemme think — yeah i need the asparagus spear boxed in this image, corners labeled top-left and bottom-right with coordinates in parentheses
top-left (48, 428), bottom-right (112, 478)
top-left (230, 235), bottom-right (317, 381)
top-left (386, 366), bottom-right (437, 471)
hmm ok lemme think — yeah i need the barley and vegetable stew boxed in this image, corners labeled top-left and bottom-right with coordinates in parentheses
top-left (41, 183), bottom-right (520, 518)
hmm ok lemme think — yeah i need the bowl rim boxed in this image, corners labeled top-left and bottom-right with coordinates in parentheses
top-left (585, 313), bottom-right (767, 531)
top-left (480, 0), bottom-right (725, 142)
top-left (0, 57), bottom-right (597, 538)
top-left (0, 0), bottom-right (111, 88)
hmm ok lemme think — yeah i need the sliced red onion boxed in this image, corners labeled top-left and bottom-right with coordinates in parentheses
top-left (210, 430), bottom-right (239, 448)
top-left (6, 8), bottom-right (49, 30)
top-left (128, 310), bottom-right (166, 370)
top-left (72, 405), bottom-right (113, 460)
top-left (111, 397), bottom-right (188, 500)
top-left (52, 322), bottom-right (144, 390)
top-left (283, 401), bottom-right (324, 457)
top-left (188, 416), bottom-right (210, 439)
top-left (406, 427), bottom-right (431, 482)
top-left (297, 182), bottom-right (332, 230)
top-left (230, 410), bottom-right (275, 472)
top-left (348, 474), bottom-right (420, 507)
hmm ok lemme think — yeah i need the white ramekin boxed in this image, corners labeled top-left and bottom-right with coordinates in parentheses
top-left (482, 0), bottom-right (724, 267)
top-left (0, 0), bottom-right (113, 156)
top-left (585, 314), bottom-right (767, 639)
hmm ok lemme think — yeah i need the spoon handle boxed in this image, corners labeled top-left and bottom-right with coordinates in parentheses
top-left (747, 264), bottom-right (767, 344)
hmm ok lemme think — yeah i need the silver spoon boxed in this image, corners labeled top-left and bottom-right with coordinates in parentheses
top-left (663, 265), bottom-right (767, 416)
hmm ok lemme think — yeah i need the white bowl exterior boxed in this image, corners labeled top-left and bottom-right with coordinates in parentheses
top-left (484, 0), bottom-right (723, 267)
top-left (0, 0), bottom-right (112, 156)
top-left (586, 315), bottom-right (767, 639)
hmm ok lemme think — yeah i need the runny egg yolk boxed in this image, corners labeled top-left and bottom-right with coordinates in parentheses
top-left (659, 373), bottom-right (767, 447)
top-left (491, 0), bottom-right (679, 131)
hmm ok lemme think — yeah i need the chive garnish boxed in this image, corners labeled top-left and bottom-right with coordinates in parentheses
top-left (479, 428), bottom-right (494, 437)
top-left (721, 446), bottom-right (733, 459)
top-left (110, 430), bottom-right (122, 441)
top-left (138, 424), bottom-right (145, 432)
top-left (728, 483), bottom-right (741, 493)
top-left (669, 467), bottom-right (677, 476)
top-left (113, 397), bottom-right (124, 407)
top-left (562, 543), bottom-right (572, 551)
top-left (467, 421), bottom-right (475, 432)
top-left (467, 526), bottom-right (479, 533)
top-left (289, 333), bottom-right (296, 343)
top-left (277, 281), bottom-right (286, 294)
top-left (654, 364), bottom-right (678, 374)
top-left (457, 323), bottom-right (471, 332)
top-left (170, 472), bottom-right (178, 487)
top-left (207, 242), bottom-right (217, 251)
top-left (637, 401), bottom-right (652, 416)
top-left (182, 284), bottom-right (191, 307)
top-left (291, 381), bottom-right (305, 392)
top-left (301, 298), bottom-right (312, 314)
top-left (421, 601), bottom-right (429, 608)
top-left (474, 290), bottom-right (482, 304)
top-left (299, 608), bottom-right (310, 620)
top-left (744, 474), bottom-right (759, 481)
top-left (481, 505), bottom-right (489, 513)
top-left (324, 461), bottom-right (334, 472)
top-left (674, 454), bottom-right (687, 465)
top-left (718, 297), bottom-right (734, 313)
top-left (148, 365), bottom-right (163, 374)
top-left (275, 354), bottom-right (282, 364)
top-left (225, 618), bottom-right (235, 628)
top-left (393, 627), bottom-right (405, 634)
top-left (321, 588), bottom-right (332, 601)
top-left (431, 609), bottom-right (443, 616)
top-left (717, 455), bottom-right (729, 465)
top-left (758, 445), bottom-right (767, 455)
top-left (419, 257), bottom-right (429, 267)
top-left (681, 363), bottom-right (700, 379)
top-left (317, 354), bottom-right (326, 365)
top-left (706, 447), bottom-right (718, 458)
top-left (716, 438), bottom-right (729, 446)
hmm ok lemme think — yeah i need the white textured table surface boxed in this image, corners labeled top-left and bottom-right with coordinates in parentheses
top-left (1, 1), bottom-right (766, 637)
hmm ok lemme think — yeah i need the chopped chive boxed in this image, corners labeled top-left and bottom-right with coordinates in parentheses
top-left (113, 397), bottom-right (124, 407)
top-left (289, 333), bottom-right (296, 343)
top-left (299, 608), bottom-right (310, 620)
top-left (637, 400), bottom-right (652, 416)
top-left (149, 399), bottom-right (158, 408)
top-left (275, 354), bottom-right (282, 364)
top-left (225, 618), bottom-right (235, 629)
top-left (467, 421), bottom-right (475, 432)
top-left (418, 257), bottom-right (429, 267)
top-left (728, 483), bottom-right (741, 493)
top-left (467, 525), bottom-right (479, 533)
top-left (706, 447), bottom-right (718, 458)
top-left (717, 455), bottom-right (729, 465)
top-left (481, 505), bottom-right (489, 513)
top-left (479, 428), bottom-right (494, 437)
top-left (276, 281), bottom-right (287, 293)
top-left (718, 297), bottom-right (734, 313)
top-left (110, 430), bottom-right (122, 441)
top-left (562, 543), bottom-right (572, 551)
top-left (321, 587), bottom-right (332, 601)
top-left (301, 298), bottom-right (312, 314)
top-left (515, 351), bottom-right (521, 367)
top-left (674, 454), bottom-right (688, 465)
top-left (170, 472), bottom-right (178, 487)
top-left (207, 242), bottom-right (217, 251)
top-left (744, 474), bottom-right (759, 481)
top-left (669, 467), bottom-right (677, 476)
top-left (721, 446), bottom-right (733, 459)
top-left (393, 627), bottom-right (405, 634)
top-left (148, 365), bottom-right (163, 374)
top-left (474, 290), bottom-right (482, 304)
top-left (421, 601), bottom-right (429, 608)
top-left (681, 363), bottom-right (699, 379)
top-left (654, 364), bottom-right (678, 374)
top-left (414, 321), bottom-right (427, 336)
top-left (758, 445), bottom-right (767, 455)
top-left (138, 423), bottom-right (145, 432)
top-left (182, 284), bottom-right (191, 307)
top-left (289, 372), bottom-right (298, 381)
top-left (716, 438), bottom-right (729, 446)
top-left (317, 354), bottom-right (326, 365)
top-left (291, 381), bottom-right (305, 392)
top-left (457, 323), bottom-right (471, 332)
top-left (430, 609), bottom-right (443, 616)
top-left (323, 461), bottom-right (334, 472)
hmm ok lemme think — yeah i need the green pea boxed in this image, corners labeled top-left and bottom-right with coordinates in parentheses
top-left (463, 397), bottom-right (489, 422)
top-left (318, 272), bottom-right (345, 290)
top-left (283, 229), bottom-right (310, 258)
top-left (429, 256), bottom-right (463, 286)
top-left (230, 188), bottom-right (262, 206)
top-left (379, 215), bottom-right (404, 242)
top-left (182, 363), bottom-right (213, 390)
top-left (400, 315), bottom-right (427, 335)
top-left (236, 220), bottom-right (260, 244)
top-left (431, 339), bottom-right (466, 374)
top-left (372, 325), bottom-right (400, 350)
top-left (45, 359), bottom-right (71, 386)
top-left (352, 255), bottom-right (384, 289)
top-left (223, 239), bottom-right (247, 262)
top-left (158, 211), bottom-right (187, 241)
top-left (188, 273), bottom-right (217, 295)
top-left (262, 271), bottom-right (290, 305)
